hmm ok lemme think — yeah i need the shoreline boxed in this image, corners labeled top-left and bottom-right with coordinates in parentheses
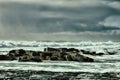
top-left (0, 70), bottom-right (120, 80)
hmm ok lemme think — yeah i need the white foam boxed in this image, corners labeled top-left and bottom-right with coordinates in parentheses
top-left (0, 40), bottom-right (120, 73)
top-left (0, 40), bottom-right (119, 52)
top-left (0, 61), bottom-right (120, 73)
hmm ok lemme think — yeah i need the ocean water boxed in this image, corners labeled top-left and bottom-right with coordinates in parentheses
top-left (0, 40), bottom-right (120, 80)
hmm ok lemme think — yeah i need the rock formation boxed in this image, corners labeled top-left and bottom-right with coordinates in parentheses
top-left (0, 47), bottom-right (96, 62)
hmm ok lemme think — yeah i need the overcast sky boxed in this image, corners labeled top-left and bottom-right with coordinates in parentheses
top-left (0, 0), bottom-right (120, 41)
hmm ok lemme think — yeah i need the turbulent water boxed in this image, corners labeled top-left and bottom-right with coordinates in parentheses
top-left (0, 40), bottom-right (120, 80)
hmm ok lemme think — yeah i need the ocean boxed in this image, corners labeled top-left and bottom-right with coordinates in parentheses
top-left (0, 40), bottom-right (120, 80)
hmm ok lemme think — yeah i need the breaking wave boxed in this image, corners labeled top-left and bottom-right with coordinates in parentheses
top-left (0, 40), bottom-right (119, 54)
top-left (0, 40), bottom-right (119, 48)
top-left (0, 40), bottom-right (120, 74)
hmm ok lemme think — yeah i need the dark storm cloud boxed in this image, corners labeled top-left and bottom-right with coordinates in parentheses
top-left (0, 0), bottom-right (120, 41)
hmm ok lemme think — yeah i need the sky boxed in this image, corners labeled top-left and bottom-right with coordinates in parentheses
top-left (0, 0), bottom-right (120, 41)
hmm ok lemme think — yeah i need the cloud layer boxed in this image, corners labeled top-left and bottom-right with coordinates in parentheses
top-left (0, 0), bottom-right (120, 41)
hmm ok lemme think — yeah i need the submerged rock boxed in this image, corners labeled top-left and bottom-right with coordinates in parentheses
top-left (80, 49), bottom-right (104, 56)
top-left (104, 48), bottom-right (117, 55)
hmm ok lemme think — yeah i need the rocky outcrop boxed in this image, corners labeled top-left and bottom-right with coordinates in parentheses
top-left (0, 47), bottom-right (95, 62)
top-left (7, 49), bottom-right (26, 60)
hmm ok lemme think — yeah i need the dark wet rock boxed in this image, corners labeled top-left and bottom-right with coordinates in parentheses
top-left (1, 47), bottom-right (118, 62)
top-left (80, 49), bottom-right (104, 56)
top-left (1, 48), bottom-right (95, 62)
top-left (41, 52), bottom-right (52, 60)
top-left (67, 48), bottom-right (79, 53)
top-left (80, 49), bottom-right (91, 55)
top-left (104, 48), bottom-right (117, 55)
top-left (96, 52), bottom-right (104, 56)
top-left (44, 47), bottom-right (79, 54)
top-left (44, 47), bottom-right (60, 52)
top-left (58, 48), bottom-right (68, 53)
top-left (76, 54), bottom-right (94, 62)
top-left (83, 56), bottom-right (94, 62)
top-left (18, 54), bottom-right (42, 62)
top-left (9, 49), bottom-right (26, 57)
top-left (0, 55), bottom-right (10, 60)
top-left (7, 49), bottom-right (26, 60)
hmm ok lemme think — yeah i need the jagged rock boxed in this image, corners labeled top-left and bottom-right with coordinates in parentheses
top-left (42, 52), bottom-right (52, 60)
top-left (7, 49), bottom-right (26, 60)
top-left (19, 51), bottom-right (42, 62)
top-left (0, 47), bottom-right (94, 62)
